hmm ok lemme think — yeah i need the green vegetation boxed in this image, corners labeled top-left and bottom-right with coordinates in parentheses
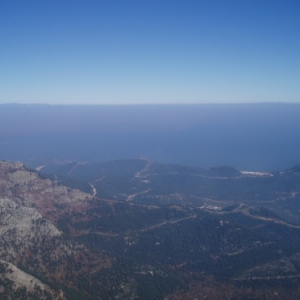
top-left (3, 159), bottom-right (300, 299)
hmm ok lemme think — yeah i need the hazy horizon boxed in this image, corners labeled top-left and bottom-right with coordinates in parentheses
top-left (1, 103), bottom-right (300, 172)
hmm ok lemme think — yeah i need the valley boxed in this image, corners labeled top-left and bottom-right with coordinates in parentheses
top-left (1, 159), bottom-right (300, 299)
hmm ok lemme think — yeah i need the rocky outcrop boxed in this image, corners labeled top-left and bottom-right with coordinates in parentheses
top-left (0, 260), bottom-right (66, 300)
top-left (0, 161), bottom-right (93, 222)
top-left (0, 161), bottom-right (110, 299)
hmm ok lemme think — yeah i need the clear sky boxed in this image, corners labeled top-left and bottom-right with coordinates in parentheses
top-left (1, 0), bottom-right (299, 105)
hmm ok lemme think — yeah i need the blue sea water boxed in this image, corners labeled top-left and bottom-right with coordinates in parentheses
top-left (0, 103), bottom-right (300, 171)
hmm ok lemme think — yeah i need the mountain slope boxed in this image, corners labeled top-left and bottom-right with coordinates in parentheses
top-left (0, 260), bottom-right (65, 300)
top-left (1, 159), bottom-right (300, 299)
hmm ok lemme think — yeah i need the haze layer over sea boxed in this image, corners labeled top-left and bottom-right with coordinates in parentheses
top-left (1, 103), bottom-right (299, 171)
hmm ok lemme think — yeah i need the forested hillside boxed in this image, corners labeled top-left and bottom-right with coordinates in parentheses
top-left (1, 159), bottom-right (300, 299)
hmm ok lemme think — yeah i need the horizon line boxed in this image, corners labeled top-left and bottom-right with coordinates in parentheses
top-left (1, 101), bottom-right (300, 107)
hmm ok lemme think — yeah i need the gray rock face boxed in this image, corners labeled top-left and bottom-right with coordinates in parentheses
top-left (0, 197), bottom-right (68, 299)
top-left (0, 197), bottom-right (61, 247)
top-left (0, 161), bottom-right (107, 299)
top-left (0, 161), bottom-right (93, 222)
top-left (0, 260), bottom-right (65, 299)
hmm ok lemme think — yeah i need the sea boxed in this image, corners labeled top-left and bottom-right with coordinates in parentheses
top-left (1, 103), bottom-right (300, 171)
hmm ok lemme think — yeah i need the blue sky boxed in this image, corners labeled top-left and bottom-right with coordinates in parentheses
top-left (1, 0), bottom-right (299, 105)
